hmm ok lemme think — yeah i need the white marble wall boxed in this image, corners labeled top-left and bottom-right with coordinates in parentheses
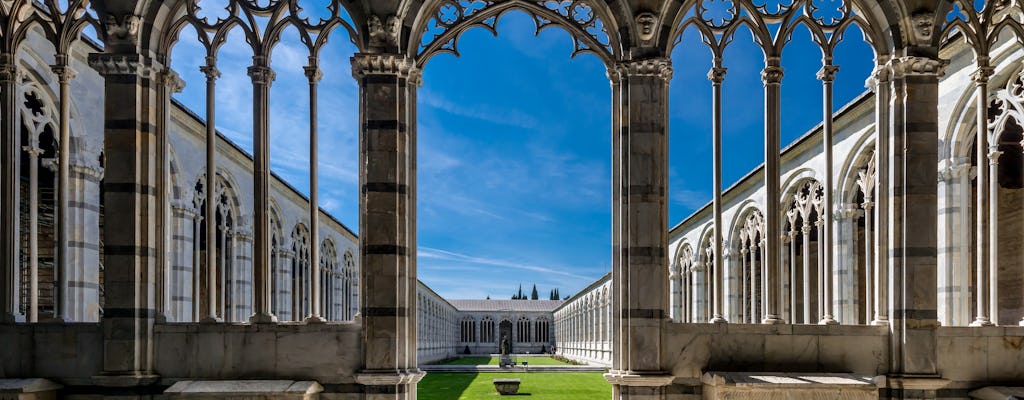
top-left (416, 282), bottom-right (458, 364)
top-left (554, 274), bottom-right (612, 366)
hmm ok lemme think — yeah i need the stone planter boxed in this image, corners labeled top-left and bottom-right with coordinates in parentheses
top-left (492, 379), bottom-right (521, 395)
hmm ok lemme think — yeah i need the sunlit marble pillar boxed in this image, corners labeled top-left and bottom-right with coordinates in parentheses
top-left (351, 53), bottom-right (424, 398)
top-left (605, 58), bottom-right (674, 397)
top-left (971, 64), bottom-right (996, 327)
top-left (761, 60), bottom-right (784, 324)
top-left (884, 55), bottom-right (946, 379)
top-left (801, 222), bottom-right (812, 324)
top-left (248, 56), bottom-right (276, 324)
top-left (987, 147), bottom-right (1002, 324)
top-left (23, 145), bottom-right (42, 322)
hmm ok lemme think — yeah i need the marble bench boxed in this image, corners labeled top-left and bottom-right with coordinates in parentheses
top-left (164, 380), bottom-right (323, 400)
top-left (493, 378), bottom-right (521, 395)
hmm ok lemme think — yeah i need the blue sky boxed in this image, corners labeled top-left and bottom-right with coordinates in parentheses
top-left (169, 10), bottom-right (874, 300)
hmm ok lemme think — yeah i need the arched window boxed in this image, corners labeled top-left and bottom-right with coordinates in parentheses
top-left (343, 251), bottom-right (357, 320)
top-left (517, 317), bottom-right (531, 343)
top-left (480, 316), bottom-right (495, 343)
top-left (290, 224), bottom-right (311, 321)
top-left (534, 317), bottom-right (549, 343)
top-left (320, 239), bottom-right (338, 320)
top-left (194, 173), bottom-right (240, 322)
top-left (460, 318), bottom-right (476, 343)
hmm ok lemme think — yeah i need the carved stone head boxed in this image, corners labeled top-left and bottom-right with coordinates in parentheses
top-left (636, 12), bottom-right (658, 43)
top-left (910, 11), bottom-right (934, 43)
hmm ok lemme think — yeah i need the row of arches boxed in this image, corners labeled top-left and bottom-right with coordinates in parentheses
top-left (459, 316), bottom-right (551, 344)
top-left (554, 281), bottom-right (611, 364)
top-left (164, 169), bottom-right (357, 323)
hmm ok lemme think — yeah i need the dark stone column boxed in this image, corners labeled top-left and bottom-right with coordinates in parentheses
top-left (87, 49), bottom-right (161, 384)
top-left (605, 58), bottom-right (674, 399)
top-left (0, 53), bottom-right (18, 322)
top-left (882, 55), bottom-right (948, 398)
top-left (351, 53), bottom-right (423, 400)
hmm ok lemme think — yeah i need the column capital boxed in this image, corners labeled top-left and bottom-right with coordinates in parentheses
top-left (199, 63), bottom-right (221, 81)
top-left (88, 53), bottom-right (157, 78)
top-left (761, 65), bottom-right (784, 85)
top-left (304, 65), bottom-right (323, 83)
top-left (247, 63), bottom-right (276, 86)
top-left (885, 56), bottom-right (948, 79)
top-left (970, 65), bottom-right (996, 85)
top-left (350, 53), bottom-right (417, 80)
top-left (160, 68), bottom-right (186, 93)
top-left (0, 53), bottom-right (16, 83)
top-left (816, 64), bottom-right (839, 83)
top-left (617, 58), bottom-right (673, 82)
top-left (988, 148), bottom-right (1003, 164)
top-left (50, 54), bottom-right (77, 83)
top-left (865, 59), bottom-right (892, 92)
top-left (707, 66), bottom-right (727, 84)
top-left (22, 145), bottom-right (43, 157)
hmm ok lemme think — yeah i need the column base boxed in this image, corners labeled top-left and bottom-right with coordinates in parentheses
top-left (871, 318), bottom-right (889, 326)
top-left (709, 316), bottom-right (728, 324)
top-left (249, 312), bottom-right (278, 324)
top-left (199, 316), bottom-right (223, 323)
top-left (303, 315), bottom-right (326, 324)
top-left (819, 316), bottom-right (839, 325)
top-left (1019, 319), bottom-right (1024, 327)
top-left (761, 315), bottom-right (785, 324)
top-left (969, 317), bottom-right (994, 327)
top-left (874, 374), bottom-right (950, 391)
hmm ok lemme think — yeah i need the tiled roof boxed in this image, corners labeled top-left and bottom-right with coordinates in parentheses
top-left (447, 299), bottom-right (565, 312)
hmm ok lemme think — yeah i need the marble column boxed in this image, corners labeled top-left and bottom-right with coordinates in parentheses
top-left (938, 159), bottom-right (971, 326)
top-left (884, 55), bottom-right (946, 379)
top-left (740, 247), bottom-right (748, 322)
top-left (604, 58), bottom-right (674, 397)
top-left (669, 266), bottom-right (680, 321)
top-left (67, 163), bottom-right (104, 322)
top-left (248, 57), bottom-right (276, 323)
top-left (867, 62), bottom-right (891, 326)
top-left (51, 56), bottom-right (75, 322)
top-left (987, 147), bottom-right (1002, 324)
top-left (761, 59), bottom-right (784, 324)
top-left (801, 222), bottom-right (812, 324)
top-left (971, 65), bottom-right (996, 327)
top-left (23, 145), bottom-right (42, 322)
top-left (818, 63), bottom-right (839, 325)
top-left (351, 53), bottom-right (423, 398)
top-left (170, 202), bottom-right (197, 322)
top-left (88, 43), bottom-right (161, 382)
top-left (710, 64), bottom-right (727, 324)
top-left (306, 61), bottom-right (325, 323)
top-left (0, 54), bottom-right (18, 322)
top-left (199, 59), bottom-right (221, 323)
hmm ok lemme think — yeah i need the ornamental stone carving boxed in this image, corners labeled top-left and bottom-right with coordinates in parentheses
top-left (636, 12), bottom-right (659, 43)
top-left (619, 58), bottom-right (673, 82)
top-left (350, 54), bottom-right (418, 79)
top-left (104, 14), bottom-right (141, 48)
top-left (887, 56), bottom-right (948, 78)
top-left (87, 53), bottom-right (155, 77)
top-left (910, 11), bottom-right (935, 44)
top-left (368, 15), bottom-right (401, 49)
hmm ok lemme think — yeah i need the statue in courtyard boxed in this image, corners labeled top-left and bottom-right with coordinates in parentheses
top-left (500, 336), bottom-right (510, 355)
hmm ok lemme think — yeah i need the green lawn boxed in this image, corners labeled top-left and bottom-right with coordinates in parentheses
top-left (435, 356), bottom-right (573, 366)
top-left (418, 372), bottom-right (611, 399)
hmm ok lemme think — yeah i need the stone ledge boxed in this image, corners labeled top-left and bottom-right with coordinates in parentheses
top-left (164, 380), bottom-right (323, 399)
top-left (703, 372), bottom-right (878, 400)
top-left (968, 386), bottom-right (1024, 400)
top-left (354, 369), bottom-right (425, 386)
top-left (873, 375), bottom-right (949, 390)
top-left (603, 371), bottom-right (675, 387)
top-left (0, 378), bottom-right (62, 393)
top-left (703, 372), bottom-right (877, 388)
